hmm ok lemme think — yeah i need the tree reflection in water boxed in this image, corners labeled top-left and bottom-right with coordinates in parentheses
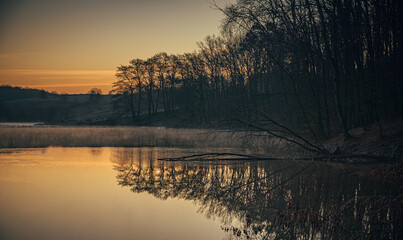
top-left (111, 148), bottom-right (401, 239)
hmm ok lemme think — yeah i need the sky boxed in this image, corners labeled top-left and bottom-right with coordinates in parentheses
top-left (0, 0), bottom-right (229, 94)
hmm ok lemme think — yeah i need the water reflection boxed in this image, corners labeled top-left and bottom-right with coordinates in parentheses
top-left (0, 147), bottom-right (227, 240)
top-left (111, 148), bottom-right (400, 240)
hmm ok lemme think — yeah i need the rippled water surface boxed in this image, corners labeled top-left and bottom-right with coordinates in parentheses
top-left (0, 147), bottom-right (398, 239)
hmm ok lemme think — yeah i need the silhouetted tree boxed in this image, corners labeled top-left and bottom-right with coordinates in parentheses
top-left (110, 0), bottom-right (400, 146)
top-left (110, 65), bottom-right (138, 122)
top-left (88, 88), bottom-right (102, 103)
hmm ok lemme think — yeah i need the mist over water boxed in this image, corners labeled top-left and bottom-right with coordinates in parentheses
top-left (0, 0), bottom-right (400, 238)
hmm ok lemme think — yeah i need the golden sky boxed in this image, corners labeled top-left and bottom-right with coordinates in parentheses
top-left (0, 0), bottom-right (228, 94)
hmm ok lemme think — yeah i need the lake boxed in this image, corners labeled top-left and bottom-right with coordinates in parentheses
top-left (0, 147), bottom-right (399, 239)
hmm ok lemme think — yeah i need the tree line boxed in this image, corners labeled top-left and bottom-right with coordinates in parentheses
top-left (111, 0), bottom-right (401, 142)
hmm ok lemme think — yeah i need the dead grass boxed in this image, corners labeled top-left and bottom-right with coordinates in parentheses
top-left (0, 126), bottom-right (251, 149)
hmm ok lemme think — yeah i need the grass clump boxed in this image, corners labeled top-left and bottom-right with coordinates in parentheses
top-left (0, 126), bottom-right (245, 149)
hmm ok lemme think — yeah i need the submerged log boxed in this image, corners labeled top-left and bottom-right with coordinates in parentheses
top-left (157, 152), bottom-right (394, 163)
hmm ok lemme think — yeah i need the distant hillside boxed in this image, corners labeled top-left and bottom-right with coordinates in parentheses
top-left (0, 85), bottom-right (56, 101)
top-left (0, 86), bottom-right (115, 124)
top-left (0, 86), bottom-right (204, 127)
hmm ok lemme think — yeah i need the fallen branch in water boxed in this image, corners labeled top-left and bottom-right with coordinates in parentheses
top-left (158, 152), bottom-right (263, 161)
top-left (157, 152), bottom-right (393, 163)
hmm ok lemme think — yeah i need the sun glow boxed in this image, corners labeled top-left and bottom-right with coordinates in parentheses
top-left (0, 0), bottom-right (227, 93)
top-left (0, 69), bottom-right (115, 93)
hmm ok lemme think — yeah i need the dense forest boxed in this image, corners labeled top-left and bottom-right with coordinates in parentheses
top-left (111, 0), bottom-right (401, 146)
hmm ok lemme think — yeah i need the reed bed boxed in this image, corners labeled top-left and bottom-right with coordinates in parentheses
top-left (0, 126), bottom-right (248, 149)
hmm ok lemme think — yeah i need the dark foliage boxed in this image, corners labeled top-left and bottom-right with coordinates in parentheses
top-left (111, 0), bottom-right (401, 145)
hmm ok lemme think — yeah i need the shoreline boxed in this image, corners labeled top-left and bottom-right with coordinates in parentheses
top-left (1, 121), bottom-right (402, 163)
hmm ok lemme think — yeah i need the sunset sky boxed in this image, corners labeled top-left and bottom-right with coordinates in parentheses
top-left (0, 0), bottom-right (228, 94)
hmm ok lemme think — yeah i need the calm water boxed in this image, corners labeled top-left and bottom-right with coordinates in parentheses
top-left (0, 148), bottom-right (398, 239)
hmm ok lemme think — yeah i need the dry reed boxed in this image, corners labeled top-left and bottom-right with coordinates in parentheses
top-left (0, 126), bottom-right (246, 149)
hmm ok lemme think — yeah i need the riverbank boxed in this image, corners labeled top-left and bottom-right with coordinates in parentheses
top-left (321, 120), bottom-right (403, 160)
top-left (1, 121), bottom-right (402, 163)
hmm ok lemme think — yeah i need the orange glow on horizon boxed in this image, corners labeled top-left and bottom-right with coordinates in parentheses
top-left (0, 0), bottom-right (229, 94)
top-left (0, 69), bottom-right (114, 94)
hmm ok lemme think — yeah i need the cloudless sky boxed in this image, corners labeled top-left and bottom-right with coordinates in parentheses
top-left (0, 0), bottom-right (230, 93)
